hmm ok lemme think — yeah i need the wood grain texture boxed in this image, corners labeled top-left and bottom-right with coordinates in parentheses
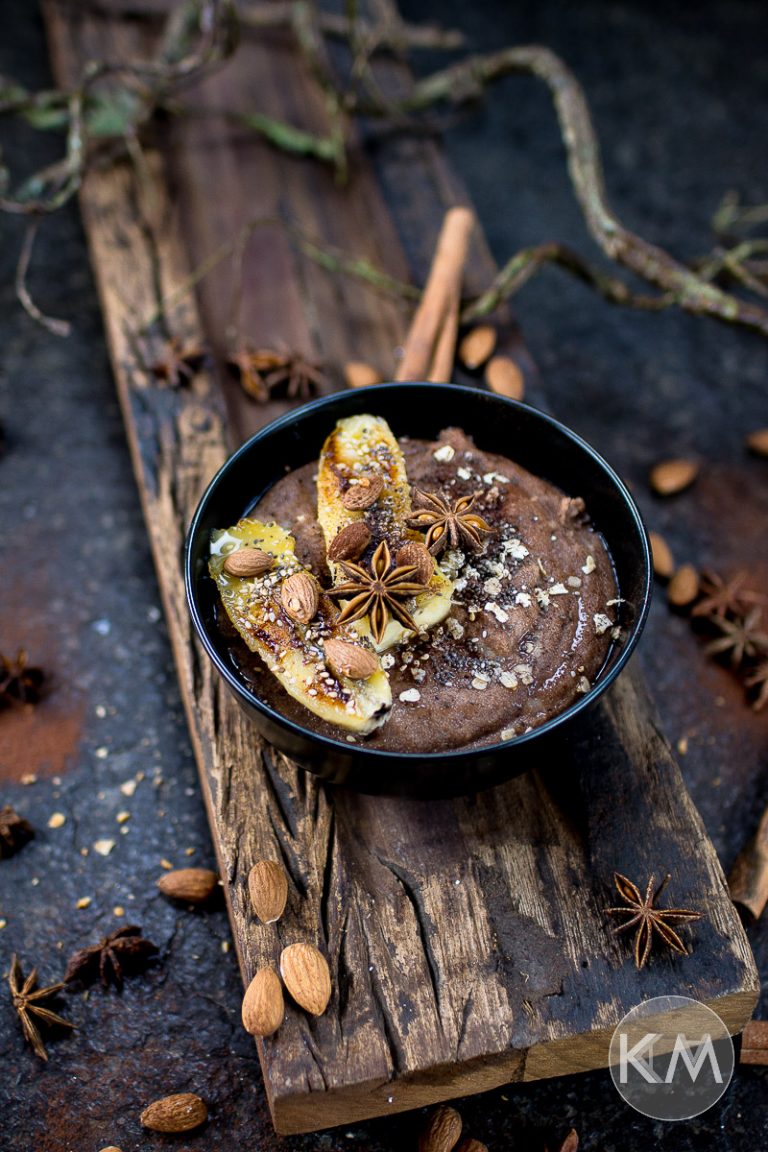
top-left (43, 0), bottom-right (758, 1135)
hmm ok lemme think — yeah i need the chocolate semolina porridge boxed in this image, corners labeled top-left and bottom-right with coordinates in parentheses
top-left (210, 422), bottom-right (620, 753)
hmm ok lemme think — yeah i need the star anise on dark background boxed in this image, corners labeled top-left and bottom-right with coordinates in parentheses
top-left (406, 490), bottom-right (491, 555)
top-left (9, 954), bottom-right (74, 1060)
top-left (692, 569), bottom-right (766, 619)
top-left (745, 660), bottom-right (768, 712)
top-left (327, 540), bottom-right (428, 644)
top-left (64, 925), bottom-right (159, 991)
top-left (148, 336), bottom-right (207, 388)
top-left (605, 872), bottom-right (702, 969)
top-left (0, 804), bottom-right (35, 859)
top-left (546, 1130), bottom-right (579, 1152)
top-left (227, 345), bottom-right (327, 402)
top-left (0, 648), bottom-right (45, 709)
top-left (704, 608), bottom-right (768, 668)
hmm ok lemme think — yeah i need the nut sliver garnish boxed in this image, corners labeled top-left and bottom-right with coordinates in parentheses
top-left (209, 518), bottom-right (391, 733)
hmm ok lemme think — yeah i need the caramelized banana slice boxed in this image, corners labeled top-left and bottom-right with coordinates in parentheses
top-left (209, 519), bottom-right (391, 733)
top-left (317, 414), bottom-right (453, 650)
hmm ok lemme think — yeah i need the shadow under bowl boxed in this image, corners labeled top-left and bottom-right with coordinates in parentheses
top-left (185, 383), bottom-right (651, 797)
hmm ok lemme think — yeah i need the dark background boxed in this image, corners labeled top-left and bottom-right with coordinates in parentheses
top-left (1, 1), bottom-right (767, 1149)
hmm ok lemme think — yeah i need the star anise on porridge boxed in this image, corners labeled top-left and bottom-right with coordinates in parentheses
top-left (9, 954), bottom-right (74, 1060)
top-left (605, 872), bottom-right (702, 969)
top-left (327, 540), bottom-right (429, 645)
top-left (405, 490), bottom-right (492, 555)
top-left (64, 925), bottom-right (159, 991)
top-left (0, 804), bottom-right (35, 858)
top-left (704, 609), bottom-right (768, 668)
top-left (148, 336), bottom-right (206, 388)
top-left (0, 648), bottom-right (45, 709)
top-left (691, 570), bottom-right (766, 619)
top-left (227, 345), bottom-right (327, 403)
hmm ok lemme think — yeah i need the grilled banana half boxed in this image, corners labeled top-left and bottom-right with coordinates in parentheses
top-left (209, 519), bottom-right (392, 733)
top-left (317, 414), bottom-right (453, 650)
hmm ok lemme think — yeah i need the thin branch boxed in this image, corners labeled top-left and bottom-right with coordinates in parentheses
top-left (398, 46), bottom-right (768, 338)
top-left (15, 221), bottom-right (71, 337)
top-left (239, 2), bottom-right (464, 52)
top-left (462, 242), bottom-right (672, 323)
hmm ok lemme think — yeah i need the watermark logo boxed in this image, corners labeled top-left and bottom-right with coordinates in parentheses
top-left (609, 995), bottom-right (734, 1120)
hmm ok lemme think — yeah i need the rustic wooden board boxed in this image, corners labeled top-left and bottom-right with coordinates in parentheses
top-left (43, 0), bottom-right (758, 1136)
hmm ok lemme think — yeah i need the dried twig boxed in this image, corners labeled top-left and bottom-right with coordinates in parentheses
top-left (396, 46), bottom-right (768, 338)
top-left (240, 1), bottom-right (464, 53)
top-left (15, 221), bottom-right (71, 337)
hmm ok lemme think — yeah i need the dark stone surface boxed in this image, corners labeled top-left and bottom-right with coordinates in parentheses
top-left (1, 1), bottom-right (766, 1149)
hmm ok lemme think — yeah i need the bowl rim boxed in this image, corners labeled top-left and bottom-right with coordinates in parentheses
top-left (184, 383), bottom-right (652, 763)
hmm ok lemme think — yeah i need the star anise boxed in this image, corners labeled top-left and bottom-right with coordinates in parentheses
top-left (405, 489), bottom-right (492, 555)
top-left (0, 649), bottom-right (45, 709)
top-left (9, 953), bottom-right (74, 1060)
top-left (148, 336), bottom-right (206, 388)
top-left (704, 608), bottom-right (768, 667)
top-left (0, 804), bottom-right (35, 859)
top-left (605, 872), bottom-right (702, 969)
top-left (745, 660), bottom-right (768, 712)
top-left (692, 569), bottom-right (766, 619)
top-left (327, 539), bottom-right (429, 645)
top-left (546, 1131), bottom-right (579, 1152)
top-left (64, 925), bottom-right (159, 991)
top-left (227, 345), bottom-right (326, 403)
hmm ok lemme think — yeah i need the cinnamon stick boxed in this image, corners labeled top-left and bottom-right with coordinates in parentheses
top-left (728, 804), bottom-right (768, 921)
top-left (395, 206), bottom-right (474, 383)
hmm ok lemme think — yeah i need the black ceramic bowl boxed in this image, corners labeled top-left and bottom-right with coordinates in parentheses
top-left (185, 383), bottom-right (651, 796)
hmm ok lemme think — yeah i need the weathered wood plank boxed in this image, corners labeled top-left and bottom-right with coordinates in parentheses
top-left (43, 0), bottom-right (758, 1135)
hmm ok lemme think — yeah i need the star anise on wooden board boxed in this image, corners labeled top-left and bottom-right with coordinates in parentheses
top-left (64, 925), bottom-right (159, 991)
top-left (406, 490), bottom-right (491, 555)
top-left (0, 804), bottom-right (35, 859)
top-left (691, 570), bottom-right (766, 619)
top-left (8, 954), bottom-right (74, 1060)
top-left (704, 608), bottom-right (768, 668)
top-left (148, 336), bottom-right (207, 388)
top-left (227, 345), bottom-right (327, 403)
top-left (327, 540), bottom-right (429, 645)
top-left (0, 648), bottom-right (45, 709)
top-left (605, 872), bottom-right (702, 969)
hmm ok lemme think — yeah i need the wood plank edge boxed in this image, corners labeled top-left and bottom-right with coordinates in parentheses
top-left (269, 986), bottom-right (759, 1134)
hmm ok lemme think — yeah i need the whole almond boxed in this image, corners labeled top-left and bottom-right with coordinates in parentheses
top-left (223, 547), bottom-right (272, 578)
top-left (328, 521), bottom-right (371, 563)
top-left (248, 859), bottom-right (289, 923)
top-left (139, 1093), bottom-right (207, 1133)
top-left (455, 1140), bottom-right (489, 1152)
top-left (746, 427), bottom-right (768, 457)
top-left (242, 966), bottom-right (284, 1036)
top-left (279, 942), bottom-right (331, 1016)
top-left (344, 361), bottom-right (382, 389)
top-left (667, 563), bottom-right (699, 608)
top-left (341, 474), bottom-right (385, 510)
top-left (281, 572), bottom-right (319, 623)
top-left (649, 531), bottom-right (674, 581)
top-left (157, 867), bottom-right (219, 904)
top-left (324, 638), bottom-right (379, 681)
top-left (419, 1104), bottom-right (463, 1152)
top-left (485, 355), bottom-right (525, 400)
top-left (458, 325), bottom-right (497, 370)
top-left (396, 541), bottom-right (434, 585)
top-left (649, 458), bottom-right (699, 496)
